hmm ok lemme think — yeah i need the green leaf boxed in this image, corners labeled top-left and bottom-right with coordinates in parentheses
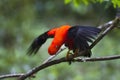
top-left (82, 0), bottom-right (89, 5)
top-left (64, 0), bottom-right (72, 4)
top-left (112, 0), bottom-right (120, 8)
top-left (98, 0), bottom-right (104, 3)
top-left (73, 0), bottom-right (79, 7)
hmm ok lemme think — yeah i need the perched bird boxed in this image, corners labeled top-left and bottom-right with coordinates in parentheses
top-left (27, 25), bottom-right (101, 58)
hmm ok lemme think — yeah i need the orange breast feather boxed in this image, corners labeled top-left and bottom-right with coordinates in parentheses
top-left (48, 25), bottom-right (71, 55)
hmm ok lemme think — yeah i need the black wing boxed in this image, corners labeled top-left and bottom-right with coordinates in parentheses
top-left (27, 31), bottom-right (53, 55)
top-left (67, 25), bottom-right (101, 56)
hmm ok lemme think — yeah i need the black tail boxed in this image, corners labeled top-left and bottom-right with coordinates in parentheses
top-left (27, 31), bottom-right (50, 55)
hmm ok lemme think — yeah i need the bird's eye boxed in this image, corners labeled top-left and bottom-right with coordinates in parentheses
top-left (55, 45), bottom-right (59, 49)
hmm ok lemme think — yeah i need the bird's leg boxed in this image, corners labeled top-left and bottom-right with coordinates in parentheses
top-left (73, 48), bottom-right (79, 57)
top-left (66, 50), bottom-right (73, 65)
top-left (66, 49), bottom-right (80, 64)
top-left (66, 50), bottom-right (71, 59)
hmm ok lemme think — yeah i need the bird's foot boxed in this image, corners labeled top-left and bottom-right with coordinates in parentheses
top-left (73, 48), bottom-right (79, 57)
top-left (66, 50), bottom-right (74, 65)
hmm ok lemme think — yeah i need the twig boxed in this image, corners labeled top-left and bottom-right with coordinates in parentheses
top-left (75, 55), bottom-right (120, 62)
top-left (90, 17), bottom-right (119, 49)
top-left (0, 74), bottom-right (24, 79)
top-left (42, 45), bottom-right (66, 64)
top-left (98, 21), bottom-right (113, 30)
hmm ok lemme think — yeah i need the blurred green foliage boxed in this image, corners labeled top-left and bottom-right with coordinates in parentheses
top-left (64, 0), bottom-right (120, 8)
top-left (0, 0), bottom-right (120, 80)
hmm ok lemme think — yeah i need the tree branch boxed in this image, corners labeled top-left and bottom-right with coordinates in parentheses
top-left (18, 55), bottom-right (120, 80)
top-left (0, 55), bottom-right (120, 80)
top-left (17, 17), bottom-right (120, 80)
top-left (0, 17), bottom-right (120, 80)
top-left (0, 74), bottom-right (24, 79)
top-left (90, 17), bottom-right (120, 49)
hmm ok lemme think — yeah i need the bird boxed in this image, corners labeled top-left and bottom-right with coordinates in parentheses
top-left (27, 25), bottom-right (101, 59)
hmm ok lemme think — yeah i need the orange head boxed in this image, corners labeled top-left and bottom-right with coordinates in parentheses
top-left (48, 42), bottom-right (61, 55)
top-left (48, 25), bottom-right (71, 55)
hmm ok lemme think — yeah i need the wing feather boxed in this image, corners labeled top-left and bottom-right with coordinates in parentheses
top-left (67, 26), bottom-right (101, 51)
top-left (27, 31), bottom-right (54, 55)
